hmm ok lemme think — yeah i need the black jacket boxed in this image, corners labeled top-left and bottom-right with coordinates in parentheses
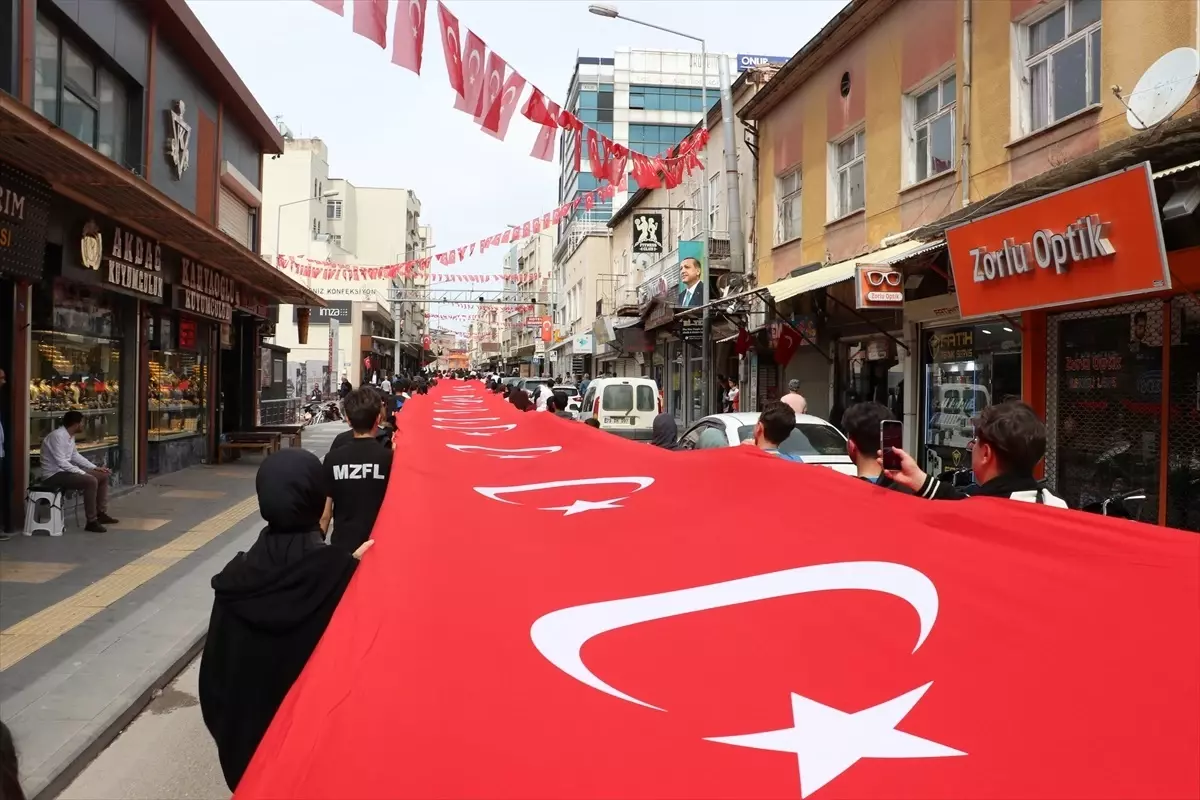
top-left (198, 450), bottom-right (358, 791)
top-left (857, 473), bottom-right (912, 494)
top-left (914, 471), bottom-right (1067, 505)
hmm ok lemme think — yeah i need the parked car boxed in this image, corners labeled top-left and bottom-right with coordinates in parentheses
top-left (678, 412), bottom-right (856, 475)
top-left (580, 377), bottom-right (661, 440)
top-left (517, 377), bottom-right (554, 399)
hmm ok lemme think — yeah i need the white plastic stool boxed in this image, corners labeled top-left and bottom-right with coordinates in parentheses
top-left (24, 489), bottom-right (65, 537)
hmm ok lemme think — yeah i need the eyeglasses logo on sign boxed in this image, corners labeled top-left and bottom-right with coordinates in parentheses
top-left (971, 215), bottom-right (1115, 284)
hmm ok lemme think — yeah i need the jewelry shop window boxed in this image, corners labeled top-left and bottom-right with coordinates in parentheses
top-left (148, 313), bottom-right (208, 441)
top-left (30, 282), bottom-right (124, 470)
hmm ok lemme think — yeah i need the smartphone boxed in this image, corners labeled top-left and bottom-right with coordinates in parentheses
top-left (880, 420), bottom-right (903, 471)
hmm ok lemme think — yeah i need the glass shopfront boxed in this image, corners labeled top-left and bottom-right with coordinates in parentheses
top-left (148, 311), bottom-right (208, 444)
top-left (29, 281), bottom-right (128, 477)
top-left (919, 320), bottom-right (1023, 479)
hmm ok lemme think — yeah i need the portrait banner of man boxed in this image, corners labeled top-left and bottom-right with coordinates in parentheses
top-left (677, 240), bottom-right (706, 309)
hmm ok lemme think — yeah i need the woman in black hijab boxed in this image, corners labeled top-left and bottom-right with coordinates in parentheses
top-left (199, 448), bottom-right (372, 792)
top-left (650, 413), bottom-right (680, 449)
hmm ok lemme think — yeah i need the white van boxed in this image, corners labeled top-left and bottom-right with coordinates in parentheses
top-left (581, 377), bottom-right (661, 440)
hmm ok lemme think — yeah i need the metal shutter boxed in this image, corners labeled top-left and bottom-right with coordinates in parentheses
top-left (218, 186), bottom-right (251, 249)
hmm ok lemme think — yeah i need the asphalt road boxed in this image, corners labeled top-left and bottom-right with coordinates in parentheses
top-left (57, 655), bottom-right (228, 800)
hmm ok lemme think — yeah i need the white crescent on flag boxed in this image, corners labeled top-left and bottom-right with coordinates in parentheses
top-left (408, 0), bottom-right (422, 35)
top-left (474, 476), bottom-right (654, 516)
top-left (446, 444), bottom-right (562, 458)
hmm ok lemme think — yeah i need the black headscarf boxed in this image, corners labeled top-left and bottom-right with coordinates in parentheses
top-left (200, 448), bottom-right (357, 791)
top-left (651, 413), bottom-right (679, 449)
top-left (511, 388), bottom-right (533, 411)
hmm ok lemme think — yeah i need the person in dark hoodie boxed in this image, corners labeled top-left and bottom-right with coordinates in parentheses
top-left (510, 388), bottom-right (533, 412)
top-left (881, 400), bottom-right (1068, 507)
top-left (199, 448), bottom-right (372, 792)
top-left (650, 413), bottom-right (679, 450)
top-left (840, 401), bottom-right (910, 493)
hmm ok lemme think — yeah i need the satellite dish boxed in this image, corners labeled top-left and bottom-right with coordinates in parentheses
top-left (1126, 47), bottom-right (1199, 129)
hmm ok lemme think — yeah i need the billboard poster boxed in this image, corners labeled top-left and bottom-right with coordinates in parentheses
top-left (677, 239), bottom-right (706, 309)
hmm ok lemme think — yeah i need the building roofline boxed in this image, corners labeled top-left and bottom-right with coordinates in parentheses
top-left (738, 0), bottom-right (897, 122)
top-left (155, 0), bottom-right (285, 154)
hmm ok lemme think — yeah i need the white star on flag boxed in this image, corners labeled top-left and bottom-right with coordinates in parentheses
top-left (705, 684), bottom-right (965, 798)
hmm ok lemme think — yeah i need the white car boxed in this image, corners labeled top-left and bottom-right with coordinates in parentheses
top-left (678, 412), bottom-right (856, 475)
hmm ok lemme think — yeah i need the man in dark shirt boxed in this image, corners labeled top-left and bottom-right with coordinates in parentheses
top-left (321, 387), bottom-right (392, 553)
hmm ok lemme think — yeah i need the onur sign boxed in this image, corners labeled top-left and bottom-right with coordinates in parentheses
top-left (970, 215), bottom-right (1115, 283)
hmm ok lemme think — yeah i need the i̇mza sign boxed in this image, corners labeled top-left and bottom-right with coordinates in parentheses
top-left (945, 162), bottom-right (1169, 320)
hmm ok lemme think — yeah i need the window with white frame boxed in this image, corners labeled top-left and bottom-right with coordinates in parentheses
top-left (328, 234), bottom-right (342, 247)
top-left (671, 200), bottom-right (686, 249)
top-left (776, 168), bottom-right (801, 244)
top-left (832, 130), bottom-right (866, 218)
top-left (327, 199), bottom-right (342, 219)
top-left (908, 73), bottom-right (956, 184)
top-left (708, 173), bottom-right (723, 232)
top-left (1022, 0), bottom-right (1101, 133)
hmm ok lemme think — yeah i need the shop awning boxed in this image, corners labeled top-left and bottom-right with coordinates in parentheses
top-left (371, 335), bottom-right (399, 345)
top-left (767, 239), bottom-right (935, 303)
top-left (0, 93), bottom-right (324, 306)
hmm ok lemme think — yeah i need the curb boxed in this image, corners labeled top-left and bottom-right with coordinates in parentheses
top-left (28, 622), bottom-right (208, 800)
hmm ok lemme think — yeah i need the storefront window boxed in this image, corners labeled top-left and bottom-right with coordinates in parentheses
top-left (920, 322), bottom-right (1022, 479)
top-left (149, 314), bottom-right (208, 441)
top-left (1051, 305), bottom-right (1162, 520)
top-left (30, 283), bottom-right (124, 474)
top-left (1167, 296), bottom-right (1200, 532)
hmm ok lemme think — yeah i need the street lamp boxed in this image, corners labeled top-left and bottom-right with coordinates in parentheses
top-left (587, 3), bottom-right (712, 420)
top-left (276, 189), bottom-right (339, 262)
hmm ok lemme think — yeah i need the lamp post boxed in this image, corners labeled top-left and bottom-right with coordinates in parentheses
top-left (275, 189), bottom-right (339, 265)
top-left (588, 4), bottom-right (711, 420)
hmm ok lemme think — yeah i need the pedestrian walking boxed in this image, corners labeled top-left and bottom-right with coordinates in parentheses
top-left (321, 388), bottom-right (393, 554)
top-left (199, 448), bottom-right (372, 791)
top-left (781, 379), bottom-right (808, 416)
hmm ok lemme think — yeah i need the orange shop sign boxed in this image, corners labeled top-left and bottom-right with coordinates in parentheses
top-left (945, 162), bottom-right (1169, 319)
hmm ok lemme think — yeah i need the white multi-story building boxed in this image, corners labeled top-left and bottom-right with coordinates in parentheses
top-left (262, 133), bottom-right (429, 387)
top-left (501, 230), bottom-right (556, 377)
top-left (551, 48), bottom-right (730, 376)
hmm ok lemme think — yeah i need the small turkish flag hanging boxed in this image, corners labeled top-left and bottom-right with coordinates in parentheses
top-left (391, 0), bottom-right (426, 74)
top-left (311, 0), bottom-right (344, 14)
top-left (775, 322), bottom-right (802, 367)
top-left (453, 31), bottom-right (487, 116)
top-left (524, 91), bottom-right (560, 162)
top-left (482, 70), bottom-right (526, 140)
top-left (735, 327), bottom-right (753, 356)
top-left (351, 0), bottom-right (387, 48)
top-left (436, 2), bottom-right (464, 97)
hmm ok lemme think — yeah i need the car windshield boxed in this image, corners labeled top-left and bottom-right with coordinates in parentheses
top-left (735, 423), bottom-right (848, 456)
top-left (553, 386), bottom-right (579, 396)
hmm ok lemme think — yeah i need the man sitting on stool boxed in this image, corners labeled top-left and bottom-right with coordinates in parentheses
top-left (39, 410), bottom-right (118, 533)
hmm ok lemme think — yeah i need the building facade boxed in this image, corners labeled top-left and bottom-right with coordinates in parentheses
top-left (262, 135), bottom-right (429, 386)
top-left (550, 48), bottom-right (731, 376)
top-left (0, 0), bottom-right (325, 529)
top-left (740, 0), bottom-right (1200, 530)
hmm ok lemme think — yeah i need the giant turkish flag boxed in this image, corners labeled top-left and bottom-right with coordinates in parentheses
top-left (237, 382), bottom-right (1200, 800)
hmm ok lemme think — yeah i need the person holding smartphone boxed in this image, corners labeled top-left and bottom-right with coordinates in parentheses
top-left (880, 400), bottom-right (1068, 507)
top-left (840, 402), bottom-right (910, 493)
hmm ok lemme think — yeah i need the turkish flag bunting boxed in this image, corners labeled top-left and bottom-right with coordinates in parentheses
top-left (390, 0), bottom-right (426, 74)
top-left (436, 2), bottom-right (464, 97)
top-left (235, 383), bottom-right (1200, 800)
top-left (735, 327), bottom-right (753, 356)
top-left (529, 98), bottom-right (561, 162)
top-left (351, 0), bottom-right (388, 48)
top-left (775, 322), bottom-right (802, 367)
top-left (311, 0), bottom-right (344, 14)
top-left (453, 30), bottom-right (488, 116)
top-left (521, 87), bottom-right (558, 127)
top-left (558, 110), bottom-right (583, 173)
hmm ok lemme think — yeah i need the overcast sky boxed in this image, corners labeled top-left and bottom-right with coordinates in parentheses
top-left (188, 0), bottom-right (845, 330)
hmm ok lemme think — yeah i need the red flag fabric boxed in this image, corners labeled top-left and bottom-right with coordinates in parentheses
top-left (453, 31), bottom-right (487, 116)
top-left (351, 0), bottom-right (387, 48)
top-left (735, 327), bottom-right (752, 356)
top-left (528, 97), bottom-right (561, 162)
top-left (775, 322), bottom-right (802, 367)
top-left (483, 69), bottom-right (526, 140)
top-left (391, 0), bottom-right (426, 74)
top-left (235, 384), bottom-right (1200, 800)
top-left (436, 2), bottom-right (464, 97)
top-left (311, 0), bottom-right (344, 14)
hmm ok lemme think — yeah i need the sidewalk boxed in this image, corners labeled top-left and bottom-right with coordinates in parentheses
top-left (0, 422), bottom-right (346, 799)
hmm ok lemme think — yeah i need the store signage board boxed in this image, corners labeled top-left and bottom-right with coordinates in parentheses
top-left (631, 213), bottom-right (663, 255)
top-left (0, 163), bottom-right (52, 282)
top-left (854, 262), bottom-right (904, 309)
top-left (179, 257), bottom-right (237, 323)
top-left (293, 301), bottom-right (352, 323)
top-left (83, 223), bottom-right (164, 301)
top-left (945, 162), bottom-right (1169, 319)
